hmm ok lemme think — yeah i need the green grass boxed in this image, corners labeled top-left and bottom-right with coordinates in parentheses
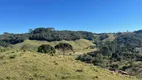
top-left (103, 34), bottom-right (116, 42)
top-left (0, 39), bottom-right (138, 80)
top-left (13, 39), bottom-right (96, 54)
top-left (0, 51), bottom-right (138, 80)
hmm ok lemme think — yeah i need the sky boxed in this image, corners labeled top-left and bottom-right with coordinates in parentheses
top-left (0, 0), bottom-right (142, 33)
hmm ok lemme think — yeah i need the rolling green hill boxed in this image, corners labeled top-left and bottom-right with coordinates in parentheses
top-left (0, 51), bottom-right (137, 80)
top-left (13, 39), bottom-right (96, 53)
top-left (1, 28), bottom-right (142, 80)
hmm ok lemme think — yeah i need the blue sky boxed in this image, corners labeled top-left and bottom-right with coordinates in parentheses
top-left (0, 0), bottom-right (142, 33)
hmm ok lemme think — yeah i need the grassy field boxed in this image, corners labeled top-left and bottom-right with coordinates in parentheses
top-left (13, 39), bottom-right (95, 52)
top-left (0, 51), bottom-right (138, 80)
top-left (104, 34), bottom-right (116, 41)
top-left (0, 39), bottom-right (139, 80)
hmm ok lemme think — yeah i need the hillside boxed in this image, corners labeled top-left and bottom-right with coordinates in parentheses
top-left (1, 28), bottom-right (142, 79)
top-left (13, 39), bottom-right (96, 54)
top-left (0, 51), bottom-right (137, 80)
top-left (77, 30), bottom-right (142, 79)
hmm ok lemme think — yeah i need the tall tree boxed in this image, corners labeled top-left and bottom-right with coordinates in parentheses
top-left (55, 43), bottom-right (73, 56)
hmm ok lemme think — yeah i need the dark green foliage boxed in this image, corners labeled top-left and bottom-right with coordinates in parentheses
top-left (114, 32), bottom-right (142, 61)
top-left (38, 44), bottom-right (56, 55)
top-left (93, 53), bottom-right (107, 67)
top-left (99, 34), bottom-right (108, 40)
top-left (55, 43), bottom-right (73, 51)
top-left (55, 43), bottom-right (73, 56)
top-left (77, 54), bottom-right (94, 63)
top-left (30, 27), bottom-right (55, 34)
top-left (0, 41), bottom-right (10, 47)
top-left (93, 34), bottom-right (111, 48)
top-left (0, 33), bottom-right (29, 45)
top-left (116, 33), bottom-right (142, 48)
top-left (77, 31), bottom-right (142, 72)
top-left (0, 27), bottom-right (95, 47)
top-left (77, 52), bottom-right (109, 68)
top-left (29, 28), bottom-right (94, 41)
top-left (134, 30), bottom-right (142, 34)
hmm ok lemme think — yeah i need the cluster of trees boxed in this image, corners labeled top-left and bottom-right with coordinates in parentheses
top-left (0, 33), bottom-right (29, 46)
top-left (99, 33), bottom-right (108, 40)
top-left (29, 28), bottom-right (94, 41)
top-left (55, 43), bottom-right (73, 56)
top-left (93, 33), bottom-right (110, 48)
top-left (0, 41), bottom-right (10, 47)
top-left (77, 31), bottom-right (142, 70)
top-left (37, 43), bottom-right (73, 56)
top-left (0, 27), bottom-right (94, 47)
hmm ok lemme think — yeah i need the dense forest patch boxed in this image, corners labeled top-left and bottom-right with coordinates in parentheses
top-left (77, 30), bottom-right (142, 78)
top-left (0, 27), bottom-right (94, 47)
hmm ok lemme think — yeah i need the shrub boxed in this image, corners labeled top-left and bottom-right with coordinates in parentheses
top-left (76, 54), bottom-right (94, 63)
top-left (55, 43), bottom-right (73, 56)
top-left (77, 52), bottom-right (108, 68)
top-left (38, 44), bottom-right (56, 55)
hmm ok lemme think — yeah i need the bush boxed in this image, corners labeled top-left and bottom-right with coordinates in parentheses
top-left (38, 44), bottom-right (56, 55)
top-left (55, 43), bottom-right (73, 56)
top-left (0, 41), bottom-right (10, 47)
top-left (77, 51), bottom-right (109, 68)
top-left (76, 54), bottom-right (94, 63)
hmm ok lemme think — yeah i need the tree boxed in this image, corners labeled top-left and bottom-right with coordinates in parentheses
top-left (0, 33), bottom-right (29, 44)
top-left (38, 44), bottom-right (56, 55)
top-left (0, 27), bottom-right (95, 45)
top-left (76, 54), bottom-right (94, 63)
top-left (100, 34), bottom-right (108, 40)
top-left (93, 53), bottom-right (107, 67)
top-left (29, 27), bottom-right (94, 41)
top-left (55, 43), bottom-right (73, 56)
top-left (0, 41), bottom-right (10, 47)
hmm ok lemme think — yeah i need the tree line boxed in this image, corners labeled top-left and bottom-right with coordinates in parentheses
top-left (0, 27), bottom-right (94, 47)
